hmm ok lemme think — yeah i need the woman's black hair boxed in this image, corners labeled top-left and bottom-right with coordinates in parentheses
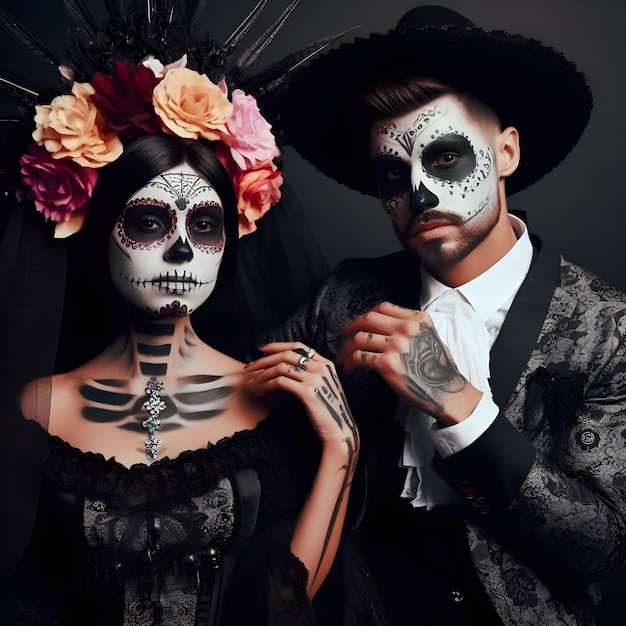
top-left (58, 133), bottom-right (242, 369)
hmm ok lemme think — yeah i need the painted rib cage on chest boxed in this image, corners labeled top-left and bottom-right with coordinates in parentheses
top-left (79, 374), bottom-right (234, 431)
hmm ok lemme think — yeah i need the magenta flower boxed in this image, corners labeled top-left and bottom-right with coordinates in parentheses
top-left (20, 143), bottom-right (98, 237)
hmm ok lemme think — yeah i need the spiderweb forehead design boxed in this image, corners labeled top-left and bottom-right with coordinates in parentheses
top-left (159, 172), bottom-right (209, 211)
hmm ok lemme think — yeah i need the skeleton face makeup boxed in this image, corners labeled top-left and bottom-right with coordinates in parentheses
top-left (369, 94), bottom-right (501, 270)
top-left (109, 163), bottom-right (226, 317)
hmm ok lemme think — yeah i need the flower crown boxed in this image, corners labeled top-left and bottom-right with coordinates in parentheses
top-left (19, 55), bottom-right (283, 238)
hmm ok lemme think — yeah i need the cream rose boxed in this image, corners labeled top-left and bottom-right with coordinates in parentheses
top-left (33, 82), bottom-right (122, 168)
top-left (152, 68), bottom-right (233, 141)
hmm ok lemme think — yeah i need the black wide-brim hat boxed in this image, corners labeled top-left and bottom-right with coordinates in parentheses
top-left (280, 5), bottom-right (593, 196)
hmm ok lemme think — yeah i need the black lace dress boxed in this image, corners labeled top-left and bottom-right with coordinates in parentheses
top-left (1, 401), bottom-right (387, 626)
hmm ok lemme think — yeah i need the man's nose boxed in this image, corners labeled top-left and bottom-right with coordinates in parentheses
top-left (164, 236), bottom-right (193, 262)
top-left (410, 181), bottom-right (439, 215)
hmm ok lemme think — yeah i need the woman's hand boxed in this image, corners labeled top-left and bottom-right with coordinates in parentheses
top-left (246, 342), bottom-right (360, 598)
top-left (245, 342), bottom-right (359, 453)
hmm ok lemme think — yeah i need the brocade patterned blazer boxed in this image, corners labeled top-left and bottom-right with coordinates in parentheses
top-left (261, 235), bottom-right (626, 625)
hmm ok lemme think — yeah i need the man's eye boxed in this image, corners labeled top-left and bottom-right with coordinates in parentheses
top-left (432, 152), bottom-right (460, 168)
top-left (384, 165), bottom-right (403, 181)
top-left (372, 157), bottom-right (410, 198)
top-left (422, 134), bottom-right (477, 181)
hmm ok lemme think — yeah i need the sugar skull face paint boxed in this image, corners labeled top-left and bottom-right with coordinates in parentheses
top-left (369, 94), bottom-right (501, 270)
top-left (109, 163), bottom-right (226, 316)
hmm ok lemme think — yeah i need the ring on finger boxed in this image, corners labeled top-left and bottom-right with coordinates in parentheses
top-left (283, 363), bottom-right (292, 373)
top-left (295, 365), bottom-right (306, 374)
top-left (297, 355), bottom-right (310, 366)
top-left (306, 347), bottom-right (316, 359)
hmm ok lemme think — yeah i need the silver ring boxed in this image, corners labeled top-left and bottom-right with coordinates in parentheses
top-left (298, 355), bottom-right (309, 366)
top-left (306, 348), bottom-right (316, 359)
top-left (295, 366), bottom-right (306, 374)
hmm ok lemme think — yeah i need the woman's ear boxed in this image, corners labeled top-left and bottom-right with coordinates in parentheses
top-left (495, 126), bottom-right (520, 178)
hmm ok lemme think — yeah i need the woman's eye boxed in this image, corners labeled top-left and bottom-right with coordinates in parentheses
top-left (187, 205), bottom-right (224, 245)
top-left (190, 217), bottom-right (214, 233)
top-left (138, 216), bottom-right (164, 231)
top-left (121, 201), bottom-right (172, 243)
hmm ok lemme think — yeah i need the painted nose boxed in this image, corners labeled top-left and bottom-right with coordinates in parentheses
top-left (164, 236), bottom-right (193, 262)
top-left (410, 182), bottom-right (439, 215)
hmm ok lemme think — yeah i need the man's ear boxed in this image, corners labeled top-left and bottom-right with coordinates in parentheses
top-left (495, 126), bottom-right (520, 178)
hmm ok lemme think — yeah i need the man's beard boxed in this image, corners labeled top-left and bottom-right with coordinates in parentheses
top-left (410, 195), bottom-right (502, 274)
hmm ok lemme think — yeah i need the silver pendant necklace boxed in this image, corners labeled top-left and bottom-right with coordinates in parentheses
top-left (142, 377), bottom-right (164, 463)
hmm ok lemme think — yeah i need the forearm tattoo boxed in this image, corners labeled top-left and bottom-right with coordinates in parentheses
top-left (401, 321), bottom-right (464, 410)
top-left (310, 364), bottom-right (359, 584)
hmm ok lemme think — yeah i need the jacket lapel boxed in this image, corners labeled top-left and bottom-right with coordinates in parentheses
top-left (489, 235), bottom-right (561, 408)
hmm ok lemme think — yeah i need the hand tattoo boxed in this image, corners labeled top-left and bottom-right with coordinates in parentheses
top-left (401, 321), bottom-right (464, 409)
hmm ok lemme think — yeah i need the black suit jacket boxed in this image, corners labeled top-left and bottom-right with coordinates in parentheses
top-left (262, 234), bottom-right (626, 625)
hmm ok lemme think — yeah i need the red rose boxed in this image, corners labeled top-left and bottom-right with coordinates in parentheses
top-left (91, 61), bottom-right (161, 141)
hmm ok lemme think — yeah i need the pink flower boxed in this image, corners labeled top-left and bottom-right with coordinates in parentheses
top-left (20, 143), bottom-right (98, 238)
top-left (232, 161), bottom-right (283, 236)
top-left (222, 89), bottom-right (281, 170)
top-left (90, 61), bottom-right (161, 141)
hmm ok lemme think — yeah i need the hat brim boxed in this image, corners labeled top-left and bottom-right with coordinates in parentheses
top-left (280, 25), bottom-right (593, 196)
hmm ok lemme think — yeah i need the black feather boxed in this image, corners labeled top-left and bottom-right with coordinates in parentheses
top-left (0, 9), bottom-right (58, 66)
top-left (188, 0), bottom-right (207, 28)
top-left (221, 0), bottom-right (267, 53)
top-left (237, 25), bottom-right (361, 95)
top-left (235, 0), bottom-right (299, 70)
top-left (0, 75), bottom-right (40, 107)
top-left (62, 0), bottom-right (98, 40)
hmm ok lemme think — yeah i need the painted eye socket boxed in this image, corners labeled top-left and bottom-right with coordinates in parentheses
top-left (372, 157), bottom-right (410, 198)
top-left (122, 202), bottom-right (173, 243)
top-left (187, 204), bottom-right (224, 246)
top-left (422, 134), bottom-right (476, 181)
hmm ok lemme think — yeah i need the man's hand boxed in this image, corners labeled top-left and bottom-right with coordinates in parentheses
top-left (336, 301), bottom-right (482, 426)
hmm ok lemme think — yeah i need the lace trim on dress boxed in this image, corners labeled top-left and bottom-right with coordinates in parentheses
top-left (34, 411), bottom-right (288, 509)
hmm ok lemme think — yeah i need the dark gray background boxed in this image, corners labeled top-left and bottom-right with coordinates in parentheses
top-left (0, 1), bottom-right (624, 620)
top-left (1, 0), bottom-right (625, 291)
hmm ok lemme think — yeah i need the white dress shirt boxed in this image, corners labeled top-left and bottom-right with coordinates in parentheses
top-left (396, 215), bottom-right (533, 508)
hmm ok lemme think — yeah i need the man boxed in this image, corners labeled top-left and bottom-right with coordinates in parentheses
top-left (257, 5), bottom-right (626, 625)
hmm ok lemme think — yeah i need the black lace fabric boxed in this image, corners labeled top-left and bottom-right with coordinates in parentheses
top-left (1, 407), bottom-right (320, 625)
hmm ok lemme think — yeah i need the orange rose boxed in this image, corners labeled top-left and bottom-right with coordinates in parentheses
top-left (233, 161), bottom-right (283, 236)
top-left (152, 68), bottom-right (233, 141)
top-left (33, 82), bottom-right (123, 168)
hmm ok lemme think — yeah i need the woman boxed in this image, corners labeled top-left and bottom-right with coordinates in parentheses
top-left (0, 38), bottom-right (400, 615)
top-left (4, 130), bottom-right (363, 625)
